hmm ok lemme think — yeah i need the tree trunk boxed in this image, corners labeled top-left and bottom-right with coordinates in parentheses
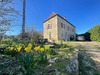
top-left (22, 0), bottom-right (25, 40)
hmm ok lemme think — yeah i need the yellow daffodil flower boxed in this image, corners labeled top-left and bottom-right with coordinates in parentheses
top-left (17, 46), bottom-right (22, 52)
top-left (45, 45), bottom-right (50, 50)
top-left (10, 47), bottom-right (14, 51)
top-left (40, 48), bottom-right (44, 52)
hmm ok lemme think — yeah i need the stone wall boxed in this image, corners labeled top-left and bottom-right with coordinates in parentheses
top-left (57, 16), bottom-right (76, 41)
top-left (43, 15), bottom-right (76, 42)
top-left (43, 16), bottom-right (58, 42)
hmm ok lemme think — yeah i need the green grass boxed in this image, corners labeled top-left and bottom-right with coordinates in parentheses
top-left (94, 45), bottom-right (100, 50)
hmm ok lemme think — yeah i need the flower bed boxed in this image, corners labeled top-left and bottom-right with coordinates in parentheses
top-left (0, 39), bottom-right (78, 75)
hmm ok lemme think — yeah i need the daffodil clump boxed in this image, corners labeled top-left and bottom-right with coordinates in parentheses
top-left (34, 45), bottom-right (50, 52)
top-left (24, 43), bottom-right (32, 52)
top-left (34, 45), bottom-right (50, 64)
top-left (6, 47), bottom-right (14, 51)
top-left (6, 44), bottom-right (23, 52)
top-left (5, 46), bottom-right (17, 56)
top-left (59, 40), bottom-right (64, 42)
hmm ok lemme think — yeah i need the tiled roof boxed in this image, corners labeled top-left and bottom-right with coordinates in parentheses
top-left (43, 12), bottom-right (75, 28)
top-left (47, 12), bottom-right (56, 20)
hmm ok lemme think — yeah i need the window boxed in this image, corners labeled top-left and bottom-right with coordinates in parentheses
top-left (72, 29), bottom-right (74, 32)
top-left (61, 23), bottom-right (63, 28)
top-left (62, 33), bottom-right (63, 39)
top-left (49, 33), bottom-right (51, 39)
top-left (64, 24), bottom-right (65, 29)
top-left (61, 23), bottom-right (65, 29)
top-left (68, 26), bottom-right (69, 30)
top-left (48, 24), bottom-right (50, 29)
top-left (48, 24), bottom-right (52, 29)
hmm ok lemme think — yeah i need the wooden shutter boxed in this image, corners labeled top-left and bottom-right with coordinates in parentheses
top-left (64, 24), bottom-right (65, 29)
top-left (50, 24), bottom-right (52, 29)
top-left (61, 23), bottom-right (62, 28)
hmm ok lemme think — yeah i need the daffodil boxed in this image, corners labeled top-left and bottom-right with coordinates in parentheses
top-left (40, 48), bottom-right (44, 52)
top-left (62, 40), bottom-right (64, 42)
top-left (34, 47), bottom-right (38, 51)
top-left (45, 45), bottom-right (50, 50)
top-left (28, 43), bottom-right (32, 47)
top-left (37, 46), bottom-right (40, 50)
top-left (17, 46), bottom-right (22, 52)
top-left (59, 40), bottom-right (61, 42)
top-left (25, 47), bottom-right (31, 52)
top-left (10, 47), bottom-right (14, 51)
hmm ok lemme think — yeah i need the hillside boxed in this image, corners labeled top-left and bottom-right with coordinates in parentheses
top-left (87, 24), bottom-right (100, 42)
top-left (78, 24), bottom-right (100, 42)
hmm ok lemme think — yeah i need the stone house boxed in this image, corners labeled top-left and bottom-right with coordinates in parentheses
top-left (43, 12), bottom-right (76, 42)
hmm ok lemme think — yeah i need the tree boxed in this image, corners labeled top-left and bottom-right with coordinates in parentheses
top-left (88, 24), bottom-right (100, 42)
top-left (0, 0), bottom-right (20, 34)
top-left (79, 24), bottom-right (100, 42)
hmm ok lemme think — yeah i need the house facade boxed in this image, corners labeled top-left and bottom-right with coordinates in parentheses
top-left (43, 12), bottom-right (76, 42)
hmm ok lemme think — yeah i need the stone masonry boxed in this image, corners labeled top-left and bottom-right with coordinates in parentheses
top-left (43, 12), bottom-right (76, 42)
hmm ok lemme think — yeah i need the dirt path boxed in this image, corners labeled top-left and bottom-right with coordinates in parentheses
top-left (77, 42), bottom-right (100, 71)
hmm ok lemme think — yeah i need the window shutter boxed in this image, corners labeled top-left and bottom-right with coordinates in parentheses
top-left (61, 23), bottom-right (62, 28)
top-left (50, 24), bottom-right (52, 29)
top-left (64, 24), bottom-right (65, 29)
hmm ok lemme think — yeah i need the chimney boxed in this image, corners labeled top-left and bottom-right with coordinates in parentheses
top-left (63, 16), bottom-right (66, 19)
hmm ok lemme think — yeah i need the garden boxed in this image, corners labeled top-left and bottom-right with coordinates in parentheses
top-left (0, 39), bottom-right (78, 75)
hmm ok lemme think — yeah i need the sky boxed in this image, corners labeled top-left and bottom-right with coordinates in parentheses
top-left (6, 0), bottom-right (100, 35)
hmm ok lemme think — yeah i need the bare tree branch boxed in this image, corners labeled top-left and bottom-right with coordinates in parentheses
top-left (0, 0), bottom-right (21, 34)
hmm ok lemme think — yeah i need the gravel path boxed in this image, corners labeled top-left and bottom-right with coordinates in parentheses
top-left (77, 42), bottom-right (100, 71)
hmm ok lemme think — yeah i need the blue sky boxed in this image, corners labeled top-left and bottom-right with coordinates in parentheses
top-left (6, 0), bottom-right (100, 35)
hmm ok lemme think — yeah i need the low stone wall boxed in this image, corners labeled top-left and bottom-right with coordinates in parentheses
top-left (48, 48), bottom-right (79, 75)
top-left (66, 48), bottom-right (78, 75)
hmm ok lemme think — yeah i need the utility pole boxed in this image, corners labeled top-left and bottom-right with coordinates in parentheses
top-left (22, 0), bottom-right (25, 40)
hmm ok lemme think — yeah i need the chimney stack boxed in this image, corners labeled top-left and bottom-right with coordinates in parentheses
top-left (63, 16), bottom-right (66, 19)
